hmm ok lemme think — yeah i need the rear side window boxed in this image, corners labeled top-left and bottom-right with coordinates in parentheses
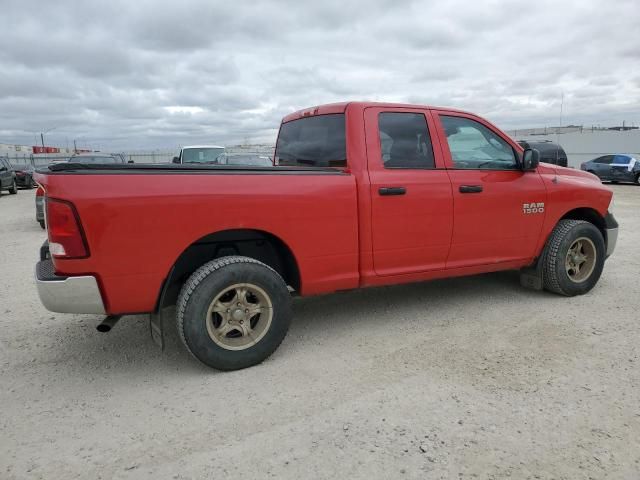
top-left (378, 113), bottom-right (434, 169)
top-left (275, 114), bottom-right (346, 167)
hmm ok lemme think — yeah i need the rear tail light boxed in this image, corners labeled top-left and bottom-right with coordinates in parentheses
top-left (46, 199), bottom-right (89, 258)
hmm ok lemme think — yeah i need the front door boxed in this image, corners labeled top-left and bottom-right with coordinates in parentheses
top-left (432, 112), bottom-right (547, 269)
top-left (365, 107), bottom-right (454, 276)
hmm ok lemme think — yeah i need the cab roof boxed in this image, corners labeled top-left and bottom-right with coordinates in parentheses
top-left (281, 101), bottom-right (472, 123)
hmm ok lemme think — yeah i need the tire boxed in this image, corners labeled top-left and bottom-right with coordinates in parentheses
top-left (9, 181), bottom-right (17, 194)
top-left (635, 173), bottom-right (640, 185)
top-left (542, 219), bottom-right (605, 296)
top-left (176, 256), bottom-right (292, 371)
top-left (39, 220), bottom-right (45, 229)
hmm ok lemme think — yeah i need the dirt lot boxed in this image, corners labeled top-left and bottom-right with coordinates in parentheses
top-left (1, 185), bottom-right (639, 479)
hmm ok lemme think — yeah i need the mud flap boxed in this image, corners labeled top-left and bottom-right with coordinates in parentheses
top-left (149, 311), bottom-right (165, 350)
top-left (519, 257), bottom-right (543, 290)
top-left (149, 267), bottom-right (173, 350)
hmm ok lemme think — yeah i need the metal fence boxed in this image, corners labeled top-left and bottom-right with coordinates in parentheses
top-left (3, 146), bottom-right (275, 168)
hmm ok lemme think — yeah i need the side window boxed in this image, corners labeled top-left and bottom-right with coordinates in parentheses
top-left (612, 155), bottom-right (630, 165)
top-left (440, 115), bottom-right (518, 170)
top-left (378, 112), bottom-right (434, 169)
top-left (596, 155), bottom-right (613, 164)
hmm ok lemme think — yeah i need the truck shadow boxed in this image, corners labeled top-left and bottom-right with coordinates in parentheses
top-left (32, 269), bottom-right (553, 378)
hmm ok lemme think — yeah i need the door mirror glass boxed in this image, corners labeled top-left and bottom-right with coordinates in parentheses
top-left (522, 148), bottom-right (540, 171)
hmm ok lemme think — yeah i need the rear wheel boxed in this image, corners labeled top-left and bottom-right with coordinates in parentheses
top-left (176, 256), bottom-right (292, 371)
top-left (9, 181), bottom-right (17, 194)
top-left (542, 220), bottom-right (605, 296)
top-left (635, 173), bottom-right (640, 185)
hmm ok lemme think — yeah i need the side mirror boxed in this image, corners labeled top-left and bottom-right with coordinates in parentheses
top-left (522, 148), bottom-right (540, 171)
top-left (172, 156), bottom-right (180, 164)
top-left (0, 166), bottom-right (6, 172)
top-left (127, 160), bottom-right (134, 164)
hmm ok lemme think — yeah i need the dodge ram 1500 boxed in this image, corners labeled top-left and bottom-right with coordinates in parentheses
top-left (34, 102), bottom-right (618, 371)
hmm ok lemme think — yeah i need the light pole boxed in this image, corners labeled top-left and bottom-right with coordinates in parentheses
top-left (40, 126), bottom-right (57, 148)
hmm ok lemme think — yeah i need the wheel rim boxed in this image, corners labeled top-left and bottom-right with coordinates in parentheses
top-left (205, 283), bottom-right (273, 351)
top-left (565, 237), bottom-right (596, 283)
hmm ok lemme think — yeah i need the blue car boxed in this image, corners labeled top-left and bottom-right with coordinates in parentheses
top-left (581, 154), bottom-right (640, 185)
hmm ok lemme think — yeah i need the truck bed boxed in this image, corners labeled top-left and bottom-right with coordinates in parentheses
top-left (35, 163), bottom-right (360, 313)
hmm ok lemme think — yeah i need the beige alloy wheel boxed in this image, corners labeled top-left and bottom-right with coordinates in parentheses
top-left (565, 237), bottom-right (597, 283)
top-left (205, 283), bottom-right (273, 351)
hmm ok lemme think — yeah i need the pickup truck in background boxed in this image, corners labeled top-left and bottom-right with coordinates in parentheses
top-left (34, 102), bottom-right (618, 371)
top-left (172, 145), bottom-right (226, 164)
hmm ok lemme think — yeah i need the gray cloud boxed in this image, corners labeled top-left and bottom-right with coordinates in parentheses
top-left (1, 0), bottom-right (639, 150)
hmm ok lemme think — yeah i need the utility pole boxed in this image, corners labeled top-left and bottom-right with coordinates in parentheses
top-left (74, 140), bottom-right (77, 153)
top-left (40, 133), bottom-right (45, 148)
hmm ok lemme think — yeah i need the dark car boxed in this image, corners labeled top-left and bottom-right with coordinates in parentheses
top-left (0, 157), bottom-right (18, 195)
top-left (517, 140), bottom-right (568, 167)
top-left (580, 154), bottom-right (640, 184)
top-left (12, 163), bottom-right (37, 188)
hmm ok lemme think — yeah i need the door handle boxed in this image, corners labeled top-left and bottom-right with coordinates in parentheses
top-left (379, 187), bottom-right (406, 196)
top-left (459, 185), bottom-right (483, 193)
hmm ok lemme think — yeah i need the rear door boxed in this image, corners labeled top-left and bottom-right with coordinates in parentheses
top-left (364, 107), bottom-right (453, 276)
top-left (432, 111), bottom-right (547, 268)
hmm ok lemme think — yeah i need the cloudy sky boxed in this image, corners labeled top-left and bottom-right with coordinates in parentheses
top-left (1, 0), bottom-right (638, 150)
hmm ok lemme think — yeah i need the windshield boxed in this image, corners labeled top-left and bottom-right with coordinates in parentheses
top-left (11, 164), bottom-right (32, 170)
top-left (182, 147), bottom-right (226, 164)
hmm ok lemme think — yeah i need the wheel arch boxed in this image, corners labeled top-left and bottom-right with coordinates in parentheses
top-left (559, 207), bottom-right (606, 241)
top-left (156, 229), bottom-right (301, 310)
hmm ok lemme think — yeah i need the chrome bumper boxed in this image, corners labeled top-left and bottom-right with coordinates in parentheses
top-left (35, 260), bottom-right (106, 314)
top-left (606, 227), bottom-right (618, 258)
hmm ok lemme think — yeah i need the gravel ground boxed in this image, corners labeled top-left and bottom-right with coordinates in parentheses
top-left (1, 185), bottom-right (639, 480)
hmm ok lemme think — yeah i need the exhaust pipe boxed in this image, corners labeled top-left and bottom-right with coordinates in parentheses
top-left (97, 315), bottom-right (122, 333)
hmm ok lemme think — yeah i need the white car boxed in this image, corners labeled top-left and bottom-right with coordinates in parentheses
top-left (173, 145), bottom-right (226, 165)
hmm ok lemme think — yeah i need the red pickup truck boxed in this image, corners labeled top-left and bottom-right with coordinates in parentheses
top-left (35, 102), bottom-right (618, 371)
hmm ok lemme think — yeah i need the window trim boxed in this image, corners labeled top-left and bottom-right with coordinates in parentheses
top-left (435, 111), bottom-right (523, 171)
top-left (377, 111), bottom-right (436, 170)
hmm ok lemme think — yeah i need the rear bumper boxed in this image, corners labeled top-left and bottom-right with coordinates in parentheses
top-left (35, 256), bottom-right (106, 315)
top-left (605, 212), bottom-right (618, 258)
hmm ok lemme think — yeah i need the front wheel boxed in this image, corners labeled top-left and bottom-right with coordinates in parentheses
top-left (542, 220), bottom-right (605, 296)
top-left (9, 181), bottom-right (17, 194)
top-left (176, 256), bottom-right (292, 371)
top-left (635, 173), bottom-right (640, 185)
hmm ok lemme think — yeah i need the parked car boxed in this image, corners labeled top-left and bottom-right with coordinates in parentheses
top-left (68, 153), bottom-right (128, 164)
top-left (173, 145), bottom-right (226, 164)
top-left (35, 186), bottom-right (45, 229)
top-left (225, 154), bottom-right (273, 167)
top-left (0, 157), bottom-right (18, 195)
top-left (516, 140), bottom-right (568, 167)
top-left (580, 154), bottom-right (640, 184)
top-left (12, 163), bottom-right (37, 188)
top-left (34, 101), bottom-right (618, 372)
